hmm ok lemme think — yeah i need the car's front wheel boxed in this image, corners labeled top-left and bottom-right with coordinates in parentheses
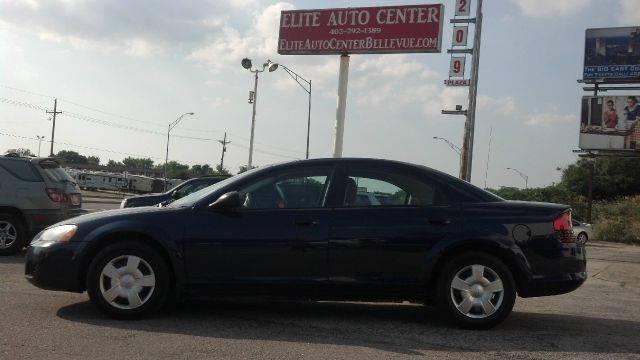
top-left (0, 213), bottom-right (27, 256)
top-left (87, 241), bottom-right (169, 318)
top-left (438, 252), bottom-right (516, 329)
top-left (577, 232), bottom-right (588, 244)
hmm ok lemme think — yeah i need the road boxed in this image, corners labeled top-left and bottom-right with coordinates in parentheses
top-left (1, 242), bottom-right (639, 359)
top-left (82, 197), bottom-right (122, 212)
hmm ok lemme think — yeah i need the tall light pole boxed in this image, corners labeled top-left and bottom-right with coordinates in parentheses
top-left (164, 112), bottom-right (194, 191)
top-left (506, 167), bottom-right (528, 189)
top-left (36, 136), bottom-right (45, 156)
top-left (267, 60), bottom-right (312, 159)
top-left (242, 58), bottom-right (276, 169)
top-left (433, 136), bottom-right (462, 174)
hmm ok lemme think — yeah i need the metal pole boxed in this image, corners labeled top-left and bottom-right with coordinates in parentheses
top-left (248, 71), bottom-right (259, 169)
top-left (333, 55), bottom-right (350, 158)
top-left (306, 80), bottom-right (312, 159)
top-left (462, 0), bottom-right (483, 182)
top-left (164, 124), bottom-right (170, 191)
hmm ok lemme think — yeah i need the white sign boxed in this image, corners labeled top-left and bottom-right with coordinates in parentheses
top-left (455, 0), bottom-right (471, 16)
top-left (449, 56), bottom-right (466, 77)
top-left (444, 79), bottom-right (470, 86)
top-left (452, 26), bottom-right (468, 46)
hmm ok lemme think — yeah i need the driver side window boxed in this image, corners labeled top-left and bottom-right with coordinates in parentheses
top-left (237, 168), bottom-right (331, 210)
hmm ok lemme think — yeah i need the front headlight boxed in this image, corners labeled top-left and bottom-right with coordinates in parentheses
top-left (36, 225), bottom-right (78, 244)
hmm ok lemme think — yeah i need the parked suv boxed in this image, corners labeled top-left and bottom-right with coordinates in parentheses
top-left (120, 176), bottom-right (231, 208)
top-left (0, 155), bottom-right (87, 255)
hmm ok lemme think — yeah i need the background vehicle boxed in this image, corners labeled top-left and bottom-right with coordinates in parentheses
top-left (25, 158), bottom-right (586, 329)
top-left (572, 219), bottom-right (594, 243)
top-left (120, 176), bottom-right (230, 208)
top-left (0, 155), bottom-right (86, 255)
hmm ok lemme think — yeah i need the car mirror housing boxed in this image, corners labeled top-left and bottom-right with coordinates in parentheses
top-left (208, 191), bottom-right (241, 211)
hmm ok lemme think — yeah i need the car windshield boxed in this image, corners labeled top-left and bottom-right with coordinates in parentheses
top-left (167, 168), bottom-right (259, 208)
top-left (38, 160), bottom-right (75, 184)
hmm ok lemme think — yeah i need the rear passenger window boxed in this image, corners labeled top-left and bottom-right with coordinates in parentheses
top-left (0, 160), bottom-right (41, 182)
top-left (343, 167), bottom-right (448, 207)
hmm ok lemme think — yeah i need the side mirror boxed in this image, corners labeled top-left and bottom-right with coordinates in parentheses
top-left (208, 191), bottom-right (241, 211)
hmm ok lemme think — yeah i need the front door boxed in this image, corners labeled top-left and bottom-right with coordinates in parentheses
top-left (182, 166), bottom-right (335, 297)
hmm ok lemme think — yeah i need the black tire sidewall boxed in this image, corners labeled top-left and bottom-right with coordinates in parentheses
top-left (0, 213), bottom-right (27, 255)
top-left (437, 252), bottom-right (516, 329)
top-left (578, 232), bottom-right (588, 243)
top-left (87, 241), bottom-right (169, 318)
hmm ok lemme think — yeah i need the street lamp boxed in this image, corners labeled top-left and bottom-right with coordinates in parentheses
top-left (242, 58), bottom-right (277, 169)
top-left (164, 112), bottom-right (194, 191)
top-left (506, 167), bottom-right (528, 189)
top-left (267, 60), bottom-right (312, 159)
top-left (432, 136), bottom-right (461, 155)
top-left (36, 135), bottom-right (45, 156)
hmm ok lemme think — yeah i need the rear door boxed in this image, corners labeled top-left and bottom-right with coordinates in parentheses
top-left (328, 164), bottom-right (461, 298)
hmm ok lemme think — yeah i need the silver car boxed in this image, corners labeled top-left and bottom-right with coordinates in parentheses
top-left (572, 219), bottom-right (594, 243)
top-left (0, 155), bottom-right (87, 255)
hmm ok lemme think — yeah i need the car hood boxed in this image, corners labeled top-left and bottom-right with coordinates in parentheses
top-left (54, 206), bottom-right (170, 227)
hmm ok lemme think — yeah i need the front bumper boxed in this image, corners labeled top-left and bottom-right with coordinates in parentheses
top-left (25, 241), bottom-right (84, 292)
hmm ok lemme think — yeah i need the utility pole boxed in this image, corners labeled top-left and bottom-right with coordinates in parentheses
top-left (46, 99), bottom-right (62, 157)
top-left (217, 132), bottom-right (231, 170)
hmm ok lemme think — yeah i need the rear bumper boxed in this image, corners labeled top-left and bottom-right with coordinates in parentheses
top-left (24, 208), bottom-right (88, 234)
top-left (519, 271), bottom-right (587, 297)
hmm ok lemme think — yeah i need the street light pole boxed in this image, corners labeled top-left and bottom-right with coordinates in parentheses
top-left (506, 167), bottom-right (528, 189)
top-left (164, 112), bottom-right (194, 191)
top-left (36, 136), bottom-right (45, 156)
top-left (433, 136), bottom-right (461, 155)
top-left (242, 58), bottom-right (276, 169)
top-left (267, 60), bottom-right (312, 159)
top-left (217, 132), bottom-right (231, 170)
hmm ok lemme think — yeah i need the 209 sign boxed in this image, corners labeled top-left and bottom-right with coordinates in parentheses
top-left (455, 0), bottom-right (471, 16)
top-left (449, 57), bottom-right (465, 77)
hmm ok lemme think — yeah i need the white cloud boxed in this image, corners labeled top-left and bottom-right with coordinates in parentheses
top-left (478, 95), bottom-right (516, 115)
top-left (524, 112), bottom-right (577, 127)
top-left (618, 0), bottom-right (640, 25)
top-left (511, 0), bottom-right (592, 18)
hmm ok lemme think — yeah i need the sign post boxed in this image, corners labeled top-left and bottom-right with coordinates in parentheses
top-left (278, 4), bottom-right (444, 158)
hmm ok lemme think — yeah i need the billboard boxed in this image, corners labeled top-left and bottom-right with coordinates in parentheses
top-left (278, 4), bottom-right (444, 55)
top-left (579, 95), bottom-right (640, 150)
top-left (583, 27), bottom-right (640, 83)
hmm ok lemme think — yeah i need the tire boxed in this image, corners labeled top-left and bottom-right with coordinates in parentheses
top-left (0, 213), bottom-right (27, 256)
top-left (437, 252), bottom-right (516, 329)
top-left (87, 241), bottom-right (170, 319)
top-left (577, 232), bottom-right (588, 244)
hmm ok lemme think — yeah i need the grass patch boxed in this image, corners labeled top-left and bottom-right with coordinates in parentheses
top-left (592, 197), bottom-right (640, 245)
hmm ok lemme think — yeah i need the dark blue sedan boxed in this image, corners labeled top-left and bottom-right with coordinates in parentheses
top-left (25, 158), bottom-right (586, 329)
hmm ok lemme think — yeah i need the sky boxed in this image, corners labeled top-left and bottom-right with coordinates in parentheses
top-left (1, 0), bottom-right (640, 189)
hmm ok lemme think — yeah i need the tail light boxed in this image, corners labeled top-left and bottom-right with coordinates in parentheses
top-left (46, 188), bottom-right (68, 203)
top-left (553, 211), bottom-right (575, 243)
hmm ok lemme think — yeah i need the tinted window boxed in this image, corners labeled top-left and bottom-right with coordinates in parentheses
top-left (38, 160), bottom-right (75, 184)
top-left (238, 167), bottom-right (331, 210)
top-left (343, 167), bottom-right (448, 207)
top-left (0, 160), bottom-right (41, 182)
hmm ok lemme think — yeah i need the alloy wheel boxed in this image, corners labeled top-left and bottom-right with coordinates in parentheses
top-left (0, 221), bottom-right (18, 250)
top-left (450, 264), bottom-right (505, 319)
top-left (99, 255), bottom-right (156, 310)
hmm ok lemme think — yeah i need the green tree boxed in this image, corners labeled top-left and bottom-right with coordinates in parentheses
top-left (122, 157), bottom-right (154, 169)
top-left (106, 160), bottom-right (124, 168)
top-left (561, 157), bottom-right (640, 200)
top-left (237, 165), bottom-right (256, 174)
top-left (87, 156), bottom-right (100, 165)
top-left (215, 164), bottom-right (231, 176)
top-left (55, 150), bottom-right (87, 164)
top-left (5, 148), bottom-right (35, 157)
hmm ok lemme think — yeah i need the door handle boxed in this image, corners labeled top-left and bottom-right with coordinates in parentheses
top-left (295, 220), bottom-right (318, 227)
top-left (427, 219), bottom-right (451, 226)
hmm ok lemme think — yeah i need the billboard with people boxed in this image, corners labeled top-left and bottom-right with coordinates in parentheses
top-left (580, 95), bottom-right (640, 150)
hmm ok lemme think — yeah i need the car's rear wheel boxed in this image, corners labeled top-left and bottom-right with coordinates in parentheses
top-left (0, 213), bottom-right (27, 256)
top-left (577, 232), bottom-right (588, 244)
top-left (437, 252), bottom-right (516, 329)
top-left (87, 241), bottom-right (169, 318)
